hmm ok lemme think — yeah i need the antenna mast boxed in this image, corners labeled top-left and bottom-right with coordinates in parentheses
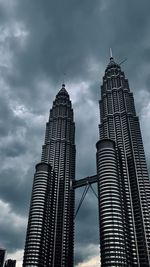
top-left (110, 48), bottom-right (113, 58)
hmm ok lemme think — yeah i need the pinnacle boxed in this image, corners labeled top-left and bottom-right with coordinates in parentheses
top-left (56, 83), bottom-right (69, 99)
top-left (59, 83), bottom-right (68, 94)
top-left (108, 56), bottom-right (116, 65)
top-left (107, 55), bottom-right (119, 70)
top-left (108, 48), bottom-right (116, 65)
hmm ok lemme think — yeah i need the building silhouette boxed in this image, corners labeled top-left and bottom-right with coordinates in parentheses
top-left (0, 249), bottom-right (5, 267)
top-left (23, 57), bottom-right (150, 266)
top-left (4, 259), bottom-right (16, 267)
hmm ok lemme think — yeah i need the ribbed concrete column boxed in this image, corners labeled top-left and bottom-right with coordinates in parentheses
top-left (23, 163), bottom-right (52, 267)
top-left (96, 139), bottom-right (126, 266)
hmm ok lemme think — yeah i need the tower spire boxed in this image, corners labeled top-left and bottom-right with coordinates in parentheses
top-left (62, 72), bottom-right (66, 87)
top-left (110, 48), bottom-right (113, 59)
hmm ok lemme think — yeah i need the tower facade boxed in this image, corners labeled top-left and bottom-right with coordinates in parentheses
top-left (97, 57), bottom-right (150, 266)
top-left (23, 84), bottom-right (76, 267)
top-left (23, 58), bottom-right (150, 267)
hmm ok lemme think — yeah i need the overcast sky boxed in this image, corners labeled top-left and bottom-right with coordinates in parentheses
top-left (0, 0), bottom-right (150, 266)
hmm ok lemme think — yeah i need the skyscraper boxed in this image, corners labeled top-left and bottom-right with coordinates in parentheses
top-left (96, 56), bottom-right (150, 266)
top-left (23, 56), bottom-right (150, 267)
top-left (23, 84), bottom-right (76, 267)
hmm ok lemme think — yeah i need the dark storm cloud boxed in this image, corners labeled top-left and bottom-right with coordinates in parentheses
top-left (0, 167), bottom-right (33, 214)
top-left (0, 0), bottom-right (150, 265)
top-left (13, 0), bottom-right (101, 82)
top-left (5, 0), bottom-right (150, 120)
top-left (14, 0), bottom-right (150, 79)
top-left (74, 186), bottom-right (99, 265)
top-left (0, 215), bottom-right (25, 253)
top-left (75, 188), bottom-right (99, 244)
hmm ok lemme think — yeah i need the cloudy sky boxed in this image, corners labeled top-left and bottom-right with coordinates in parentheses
top-left (0, 0), bottom-right (150, 266)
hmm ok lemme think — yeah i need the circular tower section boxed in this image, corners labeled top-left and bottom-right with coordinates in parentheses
top-left (96, 139), bottom-right (126, 266)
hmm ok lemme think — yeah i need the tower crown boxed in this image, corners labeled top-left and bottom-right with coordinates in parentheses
top-left (104, 56), bottom-right (121, 77)
top-left (106, 49), bottom-right (120, 69)
top-left (107, 56), bottom-right (119, 69)
top-left (56, 83), bottom-right (69, 98)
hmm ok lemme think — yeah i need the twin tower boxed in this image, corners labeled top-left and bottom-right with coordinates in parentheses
top-left (23, 57), bottom-right (150, 266)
